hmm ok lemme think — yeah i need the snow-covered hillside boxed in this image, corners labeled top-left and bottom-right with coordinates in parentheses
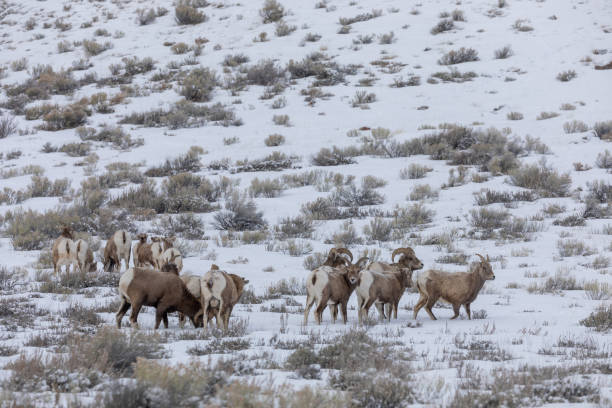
top-left (0, 0), bottom-right (611, 406)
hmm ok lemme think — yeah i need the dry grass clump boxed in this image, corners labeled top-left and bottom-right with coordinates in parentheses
top-left (214, 192), bottom-right (266, 231)
top-left (399, 164), bottom-right (433, 179)
top-left (339, 9), bottom-right (382, 25)
top-left (593, 120), bottom-right (612, 140)
top-left (506, 111), bottom-right (523, 120)
top-left (438, 48), bottom-right (479, 65)
top-left (82, 39), bottom-right (113, 56)
top-left (0, 115), bottom-right (17, 139)
top-left (431, 19), bottom-right (454, 35)
top-left (494, 45), bottom-right (513, 59)
top-left (557, 70), bottom-right (577, 82)
top-left (563, 120), bottom-right (589, 133)
top-left (580, 304), bottom-right (612, 332)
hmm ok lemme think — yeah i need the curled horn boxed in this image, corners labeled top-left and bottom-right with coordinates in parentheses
top-left (476, 253), bottom-right (486, 263)
top-left (170, 253), bottom-right (179, 263)
top-left (355, 256), bottom-right (369, 267)
top-left (391, 247), bottom-right (414, 263)
top-left (337, 247), bottom-right (353, 263)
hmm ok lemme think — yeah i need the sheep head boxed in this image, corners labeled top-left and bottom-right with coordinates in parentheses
top-left (340, 256), bottom-right (369, 286)
top-left (162, 236), bottom-right (176, 250)
top-left (324, 247), bottom-right (353, 267)
top-left (474, 254), bottom-right (495, 281)
top-left (391, 247), bottom-right (423, 271)
top-left (60, 225), bottom-right (74, 239)
top-left (137, 233), bottom-right (147, 243)
top-left (161, 263), bottom-right (179, 275)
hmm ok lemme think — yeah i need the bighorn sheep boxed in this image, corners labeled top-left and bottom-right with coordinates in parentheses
top-left (322, 247), bottom-right (353, 267)
top-left (304, 248), bottom-right (369, 325)
top-left (132, 234), bottom-right (147, 267)
top-left (414, 254), bottom-right (495, 320)
top-left (135, 236), bottom-right (158, 268)
top-left (161, 248), bottom-right (183, 274)
top-left (151, 236), bottom-right (174, 269)
top-left (104, 230), bottom-right (132, 272)
top-left (115, 267), bottom-right (201, 329)
top-left (75, 239), bottom-right (96, 273)
top-left (199, 265), bottom-right (249, 332)
top-left (366, 247), bottom-right (424, 319)
top-left (52, 226), bottom-right (78, 275)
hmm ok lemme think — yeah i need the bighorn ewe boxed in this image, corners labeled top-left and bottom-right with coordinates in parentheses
top-left (151, 236), bottom-right (174, 269)
top-left (366, 247), bottom-right (424, 319)
top-left (104, 230), bottom-right (132, 272)
top-left (75, 239), bottom-right (96, 273)
top-left (132, 234), bottom-right (147, 267)
top-left (304, 248), bottom-right (368, 325)
top-left (199, 265), bottom-right (249, 332)
top-left (52, 226), bottom-right (78, 275)
top-left (116, 267), bottom-right (202, 329)
top-left (135, 236), bottom-right (158, 268)
top-left (414, 254), bottom-right (495, 320)
top-left (161, 248), bottom-right (183, 274)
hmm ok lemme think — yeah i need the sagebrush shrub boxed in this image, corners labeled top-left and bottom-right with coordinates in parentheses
top-left (438, 47), bottom-right (479, 65)
top-left (509, 162), bottom-right (572, 197)
top-left (260, 0), bottom-right (285, 23)
top-left (180, 68), bottom-right (218, 102)
top-left (175, 3), bottom-right (207, 25)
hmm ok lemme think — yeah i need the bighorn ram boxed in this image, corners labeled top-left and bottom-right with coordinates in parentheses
top-left (161, 248), bottom-right (183, 274)
top-left (52, 226), bottom-right (78, 275)
top-left (75, 239), bottom-right (96, 273)
top-left (365, 247), bottom-right (424, 319)
top-left (304, 248), bottom-right (369, 325)
top-left (132, 234), bottom-right (147, 267)
top-left (116, 267), bottom-right (201, 329)
top-left (199, 265), bottom-right (249, 332)
top-left (356, 247), bottom-right (423, 324)
top-left (322, 247), bottom-right (353, 267)
top-left (151, 236), bottom-right (174, 269)
top-left (414, 254), bottom-right (495, 320)
top-left (104, 230), bottom-right (132, 272)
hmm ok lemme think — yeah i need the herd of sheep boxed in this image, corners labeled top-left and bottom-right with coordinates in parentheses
top-left (51, 226), bottom-right (496, 331)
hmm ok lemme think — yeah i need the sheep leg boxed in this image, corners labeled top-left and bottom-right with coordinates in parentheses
top-left (413, 295), bottom-right (427, 320)
top-left (314, 300), bottom-right (327, 325)
top-left (129, 302), bottom-right (142, 329)
top-left (385, 303), bottom-right (392, 321)
top-left (451, 304), bottom-right (460, 320)
top-left (178, 312), bottom-right (185, 328)
top-left (357, 295), bottom-right (365, 325)
top-left (303, 294), bottom-right (316, 325)
top-left (375, 302), bottom-right (386, 320)
top-left (223, 306), bottom-right (233, 331)
top-left (162, 312), bottom-right (169, 329)
top-left (340, 301), bottom-right (348, 324)
top-left (393, 301), bottom-right (399, 320)
top-left (115, 298), bottom-right (131, 328)
top-left (464, 303), bottom-right (471, 320)
top-left (154, 308), bottom-right (164, 330)
top-left (201, 298), bottom-right (209, 332)
top-left (330, 304), bottom-right (338, 323)
top-left (215, 300), bottom-right (224, 330)
top-left (362, 298), bottom-right (377, 323)
top-left (424, 297), bottom-right (438, 321)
